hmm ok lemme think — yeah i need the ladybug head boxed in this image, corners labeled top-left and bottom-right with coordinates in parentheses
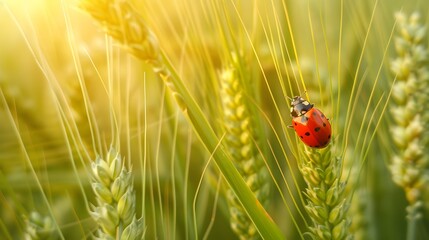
top-left (290, 96), bottom-right (314, 117)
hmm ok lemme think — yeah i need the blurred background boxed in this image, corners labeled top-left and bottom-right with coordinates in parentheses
top-left (1, 0), bottom-right (428, 239)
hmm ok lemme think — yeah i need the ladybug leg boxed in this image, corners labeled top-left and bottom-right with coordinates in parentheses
top-left (287, 125), bottom-right (293, 128)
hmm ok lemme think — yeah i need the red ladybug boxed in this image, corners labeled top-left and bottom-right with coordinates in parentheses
top-left (290, 96), bottom-right (331, 148)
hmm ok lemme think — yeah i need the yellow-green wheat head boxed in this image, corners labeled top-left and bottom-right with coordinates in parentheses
top-left (1, 0), bottom-right (429, 239)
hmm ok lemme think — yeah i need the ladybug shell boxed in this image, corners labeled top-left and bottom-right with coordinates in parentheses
top-left (292, 108), bottom-right (331, 148)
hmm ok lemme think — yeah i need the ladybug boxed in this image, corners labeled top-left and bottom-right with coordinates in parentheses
top-left (290, 96), bottom-right (331, 148)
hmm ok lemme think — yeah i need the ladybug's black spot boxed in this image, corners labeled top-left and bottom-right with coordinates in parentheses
top-left (323, 123), bottom-right (326, 127)
top-left (312, 111), bottom-right (317, 116)
top-left (323, 141), bottom-right (328, 146)
top-left (305, 132), bottom-right (310, 136)
top-left (300, 136), bottom-right (304, 139)
top-left (328, 134), bottom-right (331, 139)
top-left (294, 122), bottom-right (297, 126)
top-left (321, 114), bottom-right (325, 118)
top-left (314, 127), bottom-right (321, 132)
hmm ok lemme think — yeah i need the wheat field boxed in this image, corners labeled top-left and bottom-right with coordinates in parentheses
top-left (1, 0), bottom-right (429, 239)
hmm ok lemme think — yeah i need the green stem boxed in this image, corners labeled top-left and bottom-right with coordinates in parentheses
top-left (159, 51), bottom-right (284, 240)
top-left (406, 201), bottom-right (421, 240)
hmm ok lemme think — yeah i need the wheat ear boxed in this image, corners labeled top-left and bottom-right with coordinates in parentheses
top-left (79, 0), bottom-right (185, 109)
top-left (24, 211), bottom-right (58, 240)
top-left (389, 11), bottom-right (429, 238)
top-left (220, 64), bottom-right (270, 240)
top-left (90, 147), bottom-right (144, 239)
top-left (300, 145), bottom-right (352, 240)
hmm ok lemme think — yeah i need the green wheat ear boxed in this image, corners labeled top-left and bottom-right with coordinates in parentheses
top-left (24, 212), bottom-right (58, 240)
top-left (90, 147), bottom-right (144, 239)
top-left (220, 64), bottom-right (270, 240)
top-left (300, 145), bottom-right (352, 240)
top-left (79, 0), bottom-right (184, 109)
top-left (389, 11), bottom-right (429, 236)
top-left (79, 0), bottom-right (159, 64)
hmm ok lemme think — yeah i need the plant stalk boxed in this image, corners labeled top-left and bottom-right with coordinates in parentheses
top-left (406, 201), bottom-right (422, 240)
top-left (160, 51), bottom-right (284, 240)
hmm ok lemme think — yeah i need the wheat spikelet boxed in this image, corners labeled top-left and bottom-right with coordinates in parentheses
top-left (349, 189), bottom-right (369, 240)
top-left (389, 11), bottom-right (429, 236)
top-left (390, 11), bottom-right (429, 205)
top-left (300, 145), bottom-right (351, 240)
top-left (79, 0), bottom-right (188, 111)
top-left (220, 63), bottom-right (270, 240)
top-left (90, 147), bottom-right (144, 239)
top-left (24, 211), bottom-right (58, 240)
top-left (80, 0), bottom-right (159, 65)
